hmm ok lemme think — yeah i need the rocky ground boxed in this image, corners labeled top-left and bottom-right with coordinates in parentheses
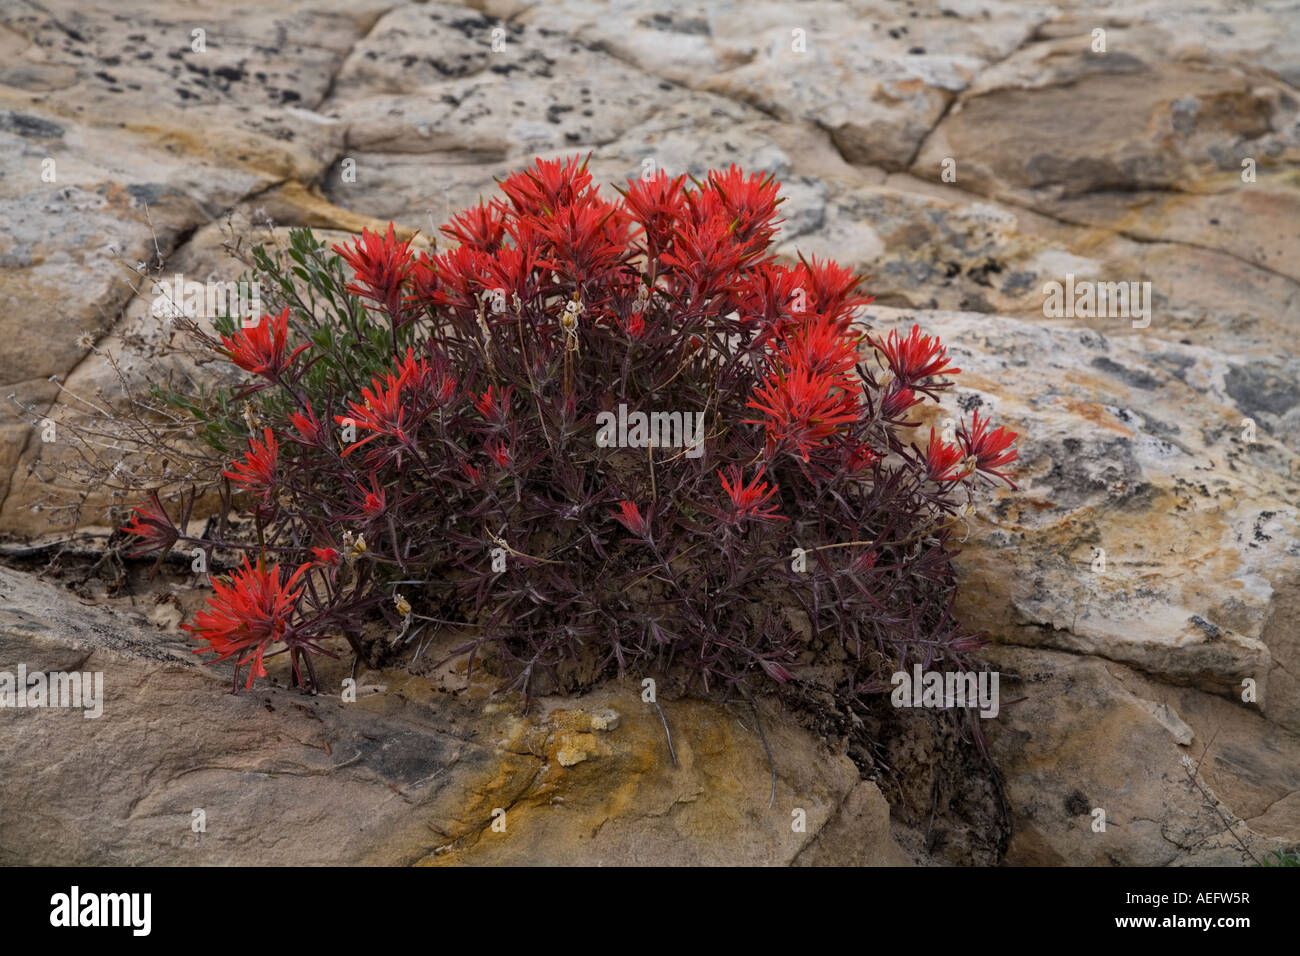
top-left (1, 0), bottom-right (1297, 865)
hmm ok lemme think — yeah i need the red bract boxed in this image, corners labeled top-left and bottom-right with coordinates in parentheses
top-left (395, 346), bottom-right (457, 408)
top-left (611, 500), bottom-right (649, 537)
top-left (186, 556), bottom-right (309, 690)
top-left (622, 309), bottom-right (646, 338)
top-left (960, 410), bottom-right (1019, 488)
top-left (925, 428), bottom-right (968, 482)
top-left (429, 244), bottom-right (493, 312)
top-left (736, 262), bottom-right (811, 329)
top-left (472, 384), bottom-right (513, 423)
top-left (843, 442), bottom-right (880, 475)
top-left (121, 490), bottom-right (179, 556)
top-left (407, 250), bottom-right (440, 306)
top-left (481, 245), bottom-right (543, 309)
top-left (220, 307), bottom-right (308, 380)
top-left (498, 154), bottom-right (594, 216)
top-left (621, 170), bottom-right (687, 254)
top-left (696, 165), bottom-right (782, 249)
top-left (486, 437), bottom-right (511, 468)
top-left (533, 198), bottom-right (629, 283)
top-left (441, 201), bottom-right (507, 252)
top-left (334, 223), bottom-right (414, 323)
top-left (357, 477), bottom-right (386, 518)
top-left (223, 427), bottom-right (279, 505)
top-left (873, 324), bottom-right (960, 390)
top-left (782, 255), bottom-right (874, 327)
top-left (661, 215), bottom-right (758, 300)
top-left (337, 366), bottom-right (408, 456)
top-left (718, 465), bottom-right (786, 525)
top-left (775, 312), bottom-right (863, 383)
top-left (289, 400), bottom-right (327, 448)
top-left (747, 363), bottom-right (860, 462)
top-left (878, 382), bottom-right (919, 422)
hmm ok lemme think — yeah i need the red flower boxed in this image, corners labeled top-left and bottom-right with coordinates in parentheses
top-left (472, 384), bottom-right (513, 423)
top-left (696, 164), bottom-right (782, 249)
top-left (337, 367), bottom-right (407, 455)
top-left (289, 400), bottom-right (326, 447)
top-left (223, 427), bottom-right (279, 504)
top-left (718, 465), bottom-right (786, 525)
top-left (440, 201), bottom-right (507, 252)
top-left (429, 244), bottom-right (494, 312)
top-left (220, 307), bottom-right (308, 379)
top-left (775, 313), bottom-right (862, 384)
top-left (334, 223), bottom-right (414, 322)
top-left (407, 250), bottom-right (440, 308)
top-left (746, 364), bottom-right (860, 462)
top-left (481, 245), bottom-right (542, 310)
top-left (878, 382), bottom-right (918, 421)
top-left (185, 556), bottom-right (309, 690)
top-left (843, 442), bottom-right (880, 475)
top-left (872, 324), bottom-right (959, 389)
top-left (662, 214), bottom-right (757, 297)
top-left (357, 477), bottom-right (386, 518)
top-left (924, 428), bottom-right (968, 482)
top-left (791, 255), bottom-right (873, 325)
top-left (622, 309), bottom-right (646, 338)
top-left (959, 410), bottom-right (1018, 488)
top-left (486, 437), bottom-right (511, 468)
top-left (120, 491), bottom-right (180, 556)
top-left (620, 170), bottom-right (686, 254)
top-left (611, 500), bottom-right (649, 536)
top-left (311, 547), bottom-right (340, 566)
top-left (533, 198), bottom-right (629, 283)
top-left (736, 262), bottom-right (810, 329)
top-left (498, 155), bottom-right (595, 217)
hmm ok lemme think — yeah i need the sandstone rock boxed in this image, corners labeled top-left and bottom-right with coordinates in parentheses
top-left (985, 644), bottom-right (1300, 866)
top-left (0, 0), bottom-right (393, 519)
top-left (910, 15), bottom-right (1300, 302)
top-left (860, 306), bottom-right (1300, 735)
top-left (0, 566), bottom-right (906, 866)
top-left (490, 0), bottom-right (1046, 170)
top-left (0, 181), bottom-right (431, 537)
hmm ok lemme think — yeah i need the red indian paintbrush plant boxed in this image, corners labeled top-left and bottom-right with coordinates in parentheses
top-left (126, 155), bottom-right (1018, 707)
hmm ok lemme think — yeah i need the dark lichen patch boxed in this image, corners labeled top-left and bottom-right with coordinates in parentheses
top-left (642, 12), bottom-right (711, 35)
top-left (1225, 364), bottom-right (1300, 423)
top-left (1091, 356), bottom-right (1160, 391)
top-left (1041, 435), bottom-right (1142, 508)
top-left (0, 111), bottom-right (65, 139)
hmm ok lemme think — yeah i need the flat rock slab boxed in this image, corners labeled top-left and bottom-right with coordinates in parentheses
top-left (0, 567), bottom-right (905, 866)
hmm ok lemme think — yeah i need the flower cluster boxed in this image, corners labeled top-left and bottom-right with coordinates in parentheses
top-left (128, 156), bottom-right (1017, 702)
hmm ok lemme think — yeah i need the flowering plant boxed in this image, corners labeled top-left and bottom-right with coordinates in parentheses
top-left (124, 156), bottom-right (1017, 700)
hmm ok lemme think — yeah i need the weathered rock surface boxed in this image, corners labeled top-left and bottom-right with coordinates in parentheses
top-left (0, 566), bottom-right (907, 865)
top-left (985, 644), bottom-right (1300, 866)
top-left (1, 0), bottom-right (1297, 865)
top-left (863, 304), bottom-right (1300, 864)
